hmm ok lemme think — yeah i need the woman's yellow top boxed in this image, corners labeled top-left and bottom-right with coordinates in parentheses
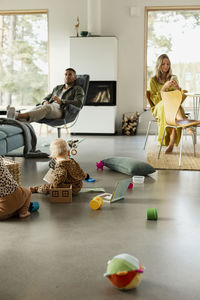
top-left (149, 76), bottom-right (178, 107)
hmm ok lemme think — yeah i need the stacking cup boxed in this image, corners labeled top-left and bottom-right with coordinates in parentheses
top-left (147, 208), bottom-right (158, 220)
top-left (89, 196), bottom-right (104, 210)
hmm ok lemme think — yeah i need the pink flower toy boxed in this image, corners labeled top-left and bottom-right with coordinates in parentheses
top-left (128, 182), bottom-right (133, 189)
top-left (96, 160), bottom-right (104, 171)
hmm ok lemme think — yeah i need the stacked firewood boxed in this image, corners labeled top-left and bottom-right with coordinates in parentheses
top-left (122, 112), bottom-right (139, 136)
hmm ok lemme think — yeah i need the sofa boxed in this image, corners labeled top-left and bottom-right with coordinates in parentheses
top-left (0, 124), bottom-right (24, 155)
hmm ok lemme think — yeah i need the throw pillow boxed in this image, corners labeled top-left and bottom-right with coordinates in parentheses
top-left (101, 157), bottom-right (155, 176)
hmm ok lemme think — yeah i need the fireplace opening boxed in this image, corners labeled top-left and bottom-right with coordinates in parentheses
top-left (85, 81), bottom-right (116, 106)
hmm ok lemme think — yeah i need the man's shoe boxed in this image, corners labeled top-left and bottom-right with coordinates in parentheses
top-left (7, 106), bottom-right (16, 119)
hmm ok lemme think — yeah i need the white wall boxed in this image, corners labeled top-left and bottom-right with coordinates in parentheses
top-left (1, 0), bottom-right (200, 133)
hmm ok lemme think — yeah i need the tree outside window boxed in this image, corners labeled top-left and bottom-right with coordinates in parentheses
top-left (0, 12), bottom-right (48, 108)
top-left (147, 9), bottom-right (200, 107)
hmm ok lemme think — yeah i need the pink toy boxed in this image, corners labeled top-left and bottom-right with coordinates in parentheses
top-left (96, 160), bottom-right (104, 170)
top-left (128, 182), bottom-right (133, 189)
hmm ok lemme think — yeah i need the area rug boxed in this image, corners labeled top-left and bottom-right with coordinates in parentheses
top-left (146, 136), bottom-right (200, 170)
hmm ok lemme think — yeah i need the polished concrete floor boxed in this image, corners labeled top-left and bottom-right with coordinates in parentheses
top-left (1, 135), bottom-right (200, 300)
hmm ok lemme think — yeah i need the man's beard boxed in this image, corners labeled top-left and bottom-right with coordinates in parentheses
top-left (65, 80), bottom-right (74, 86)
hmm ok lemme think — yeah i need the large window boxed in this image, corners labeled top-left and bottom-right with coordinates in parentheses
top-left (0, 10), bottom-right (48, 108)
top-left (145, 7), bottom-right (200, 107)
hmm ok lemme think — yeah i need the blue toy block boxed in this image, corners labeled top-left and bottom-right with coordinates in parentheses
top-left (28, 202), bottom-right (39, 212)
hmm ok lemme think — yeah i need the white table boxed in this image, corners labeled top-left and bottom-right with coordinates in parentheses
top-left (184, 92), bottom-right (200, 120)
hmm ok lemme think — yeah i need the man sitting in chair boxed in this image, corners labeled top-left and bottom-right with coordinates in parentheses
top-left (7, 68), bottom-right (84, 122)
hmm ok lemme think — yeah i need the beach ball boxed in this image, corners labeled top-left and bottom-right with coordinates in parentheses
top-left (104, 253), bottom-right (144, 290)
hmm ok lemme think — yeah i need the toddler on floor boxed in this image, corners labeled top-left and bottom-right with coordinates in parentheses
top-left (30, 138), bottom-right (86, 195)
top-left (0, 156), bottom-right (32, 220)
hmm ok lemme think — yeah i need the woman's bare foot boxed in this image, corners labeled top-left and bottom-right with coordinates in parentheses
top-left (165, 145), bottom-right (174, 154)
top-left (29, 187), bottom-right (37, 193)
top-left (19, 212), bottom-right (31, 218)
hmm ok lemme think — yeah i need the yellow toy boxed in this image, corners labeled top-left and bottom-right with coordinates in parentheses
top-left (89, 196), bottom-right (104, 210)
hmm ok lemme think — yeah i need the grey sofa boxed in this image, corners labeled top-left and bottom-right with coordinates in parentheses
top-left (0, 124), bottom-right (24, 155)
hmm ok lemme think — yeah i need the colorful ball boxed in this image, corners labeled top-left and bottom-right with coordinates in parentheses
top-left (104, 253), bottom-right (144, 290)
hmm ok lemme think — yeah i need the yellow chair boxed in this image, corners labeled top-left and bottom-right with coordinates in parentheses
top-left (158, 90), bottom-right (200, 166)
top-left (144, 90), bottom-right (189, 150)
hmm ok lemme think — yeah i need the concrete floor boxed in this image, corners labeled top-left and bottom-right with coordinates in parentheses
top-left (1, 135), bottom-right (200, 300)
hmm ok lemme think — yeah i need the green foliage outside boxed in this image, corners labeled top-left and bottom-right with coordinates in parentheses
top-left (147, 10), bottom-right (200, 100)
top-left (0, 13), bottom-right (48, 107)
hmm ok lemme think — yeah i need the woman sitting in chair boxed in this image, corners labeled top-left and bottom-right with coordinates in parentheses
top-left (149, 53), bottom-right (193, 154)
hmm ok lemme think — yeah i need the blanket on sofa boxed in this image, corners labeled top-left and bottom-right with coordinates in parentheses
top-left (0, 118), bottom-right (49, 158)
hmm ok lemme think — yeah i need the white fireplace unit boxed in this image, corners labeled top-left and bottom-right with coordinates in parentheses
top-left (69, 36), bottom-right (117, 134)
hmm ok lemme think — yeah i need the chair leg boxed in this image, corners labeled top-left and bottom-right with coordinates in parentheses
top-left (156, 122), bottom-right (159, 140)
top-left (46, 125), bottom-right (49, 136)
top-left (158, 126), bottom-right (167, 159)
top-left (179, 128), bottom-right (184, 167)
top-left (192, 130), bottom-right (196, 157)
top-left (57, 128), bottom-right (61, 138)
top-left (143, 120), bottom-right (153, 150)
top-left (65, 124), bottom-right (70, 137)
top-left (39, 124), bottom-right (42, 136)
top-left (193, 127), bottom-right (197, 146)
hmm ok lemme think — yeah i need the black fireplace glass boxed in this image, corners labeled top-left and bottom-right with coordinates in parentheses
top-left (85, 81), bottom-right (116, 106)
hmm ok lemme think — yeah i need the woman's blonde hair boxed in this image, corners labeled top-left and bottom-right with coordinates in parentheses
top-left (154, 54), bottom-right (172, 84)
top-left (50, 138), bottom-right (70, 157)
